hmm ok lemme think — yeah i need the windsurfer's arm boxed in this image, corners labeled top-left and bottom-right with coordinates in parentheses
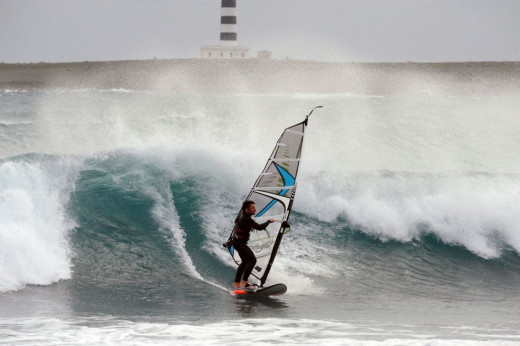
top-left (250, 218), bottom-right (274, 230)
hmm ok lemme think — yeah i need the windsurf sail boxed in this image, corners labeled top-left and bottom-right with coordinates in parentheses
top-left (226, 106), bottom-right (322, 287)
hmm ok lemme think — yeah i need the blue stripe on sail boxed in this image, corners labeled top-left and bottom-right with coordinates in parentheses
top-left (256, 200), bottom-right (277, 218)
top-left (256, 163), bottom-right (295, 217)
top-left (275, 162), bottom-right (296, 189)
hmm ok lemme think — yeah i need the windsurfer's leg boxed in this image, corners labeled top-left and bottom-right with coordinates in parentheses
top-left (240, 245), bottom-right (257, 286)
top-left (235, 261), bottom-right (246, 283)
top-left (232, 239), bottom-right (249, 285)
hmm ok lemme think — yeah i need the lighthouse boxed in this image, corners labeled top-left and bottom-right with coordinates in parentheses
top-left (200, 0), bottom-right (249, 59)
top-left (220, 0), bottom-right (237, 45)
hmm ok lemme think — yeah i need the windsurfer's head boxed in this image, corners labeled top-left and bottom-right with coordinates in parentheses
top-left (242, 200), bottom-right (256, 215)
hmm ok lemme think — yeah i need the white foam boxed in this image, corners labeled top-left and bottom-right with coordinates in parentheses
top-left (0, 158), bottom-right (80, 292)
top-left (298, 171), bottom-right (520, 258)
top-left (1, 89), bottom-right (28, 94)
top-left (99, 88), bottom-right (134, 93)
top-left (1, 317), bottom-right (518, 345)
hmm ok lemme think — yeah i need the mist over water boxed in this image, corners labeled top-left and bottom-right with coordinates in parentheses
top-left (1, 87), bottom-right (520, 344)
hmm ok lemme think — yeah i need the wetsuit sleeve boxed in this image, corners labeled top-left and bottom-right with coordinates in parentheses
top-left (249, 219), bottom-right (271, 230)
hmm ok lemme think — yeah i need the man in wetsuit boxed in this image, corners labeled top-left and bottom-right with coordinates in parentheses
top-left (232, 200), bottom-right (274, 288)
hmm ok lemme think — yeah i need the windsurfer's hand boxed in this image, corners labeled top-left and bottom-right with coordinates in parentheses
top-left (269, 218), bottom-right (275, 223)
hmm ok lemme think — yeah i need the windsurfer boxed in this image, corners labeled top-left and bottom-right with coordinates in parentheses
top-left (232, 200), bottom-right (274, 288)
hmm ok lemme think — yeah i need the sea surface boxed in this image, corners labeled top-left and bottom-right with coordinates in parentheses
top-left (1, 87), bottom-right (520, 345)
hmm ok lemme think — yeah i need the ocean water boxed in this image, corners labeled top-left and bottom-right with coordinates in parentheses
top-left (1, 87), bottom-right (520, 345)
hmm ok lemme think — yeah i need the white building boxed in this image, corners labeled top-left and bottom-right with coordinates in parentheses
top-left (200, 0), bottom-right (249, 59)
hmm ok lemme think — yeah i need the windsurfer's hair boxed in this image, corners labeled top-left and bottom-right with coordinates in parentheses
top-left (242, 200), bottom-right (255, 212)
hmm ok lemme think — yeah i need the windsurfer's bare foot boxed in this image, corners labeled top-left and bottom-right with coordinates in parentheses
top-left (232, 281), bottom-right (240, 288)
top-left (239, 280), bottom-right (250, 288)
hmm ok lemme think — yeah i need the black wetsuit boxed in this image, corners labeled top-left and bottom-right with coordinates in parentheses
top-left (233, 211), bottom-right (271, 283)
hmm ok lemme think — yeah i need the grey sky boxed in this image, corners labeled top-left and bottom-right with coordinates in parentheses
top-left (1, 0), bottom-right (519, 63)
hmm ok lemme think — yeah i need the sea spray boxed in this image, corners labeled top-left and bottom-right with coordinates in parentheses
top-left (0, 156), bottom-right (80, 292)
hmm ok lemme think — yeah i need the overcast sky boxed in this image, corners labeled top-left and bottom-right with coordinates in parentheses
top-left (2, 0), bottom-right (519, 63)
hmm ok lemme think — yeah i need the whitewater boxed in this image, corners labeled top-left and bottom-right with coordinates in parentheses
top-left (1, 88), bottom-right (520, 345)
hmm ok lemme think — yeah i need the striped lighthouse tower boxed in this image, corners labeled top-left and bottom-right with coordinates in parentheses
top-left (220, 0), bottom-right (237, 46)
top-left (200, 0), bottom-right (249, 59)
